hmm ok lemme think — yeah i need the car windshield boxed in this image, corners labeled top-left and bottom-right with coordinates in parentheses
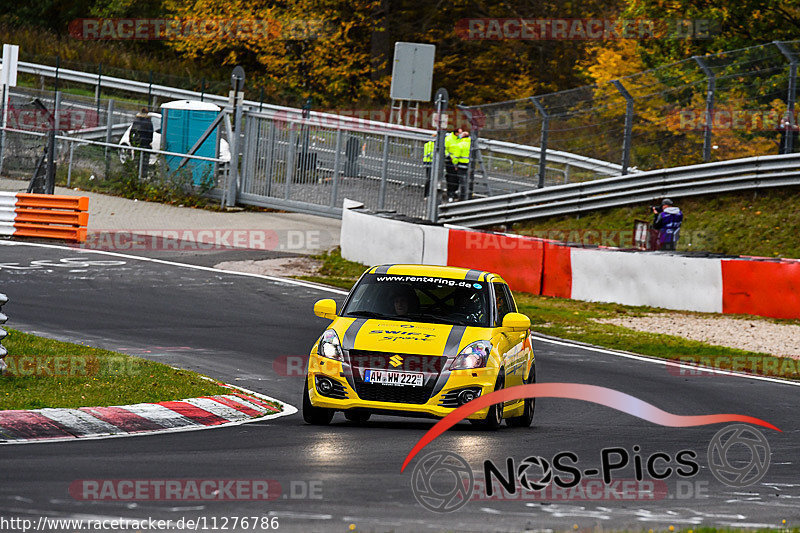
top-left (343, 273), bottom-right (491, 327)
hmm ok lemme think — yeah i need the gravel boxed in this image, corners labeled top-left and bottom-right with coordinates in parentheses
top-left (596, 314), bottom-right (800, 358)
top-left (214, 257), bottom-right (321, 278)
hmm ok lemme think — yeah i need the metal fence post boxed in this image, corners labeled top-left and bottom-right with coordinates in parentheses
top-left (264, 120), bottom-right (275, 197)
top-left (694, 56), bottom-right (716, 162)
top-left (428, 88), bottom-right (448, 222)
top-left (95, 63), bottom-right (102, 119)
top-left (45, 91), bottom-right (60, 194)
top-left (330, 128), bottom-right (342, 208)
top-left (379, 133), bottom-right (390, 210)
top-left (0, 293), bottom-right (7, 375)
top-left (104, 99), bottom-right (114, 179)
top-left (0, 84), bottom-right (7, 175)
top-left (285, 126), bottom-right (296, 199)
top-left (530, 96), bottom-right (548, 188)
top-left (148, 70), bottom-right (153, 108)
top-left (611, 80), bottom-right (634, 175)
top-left (775, 41), bottom-right (797, 154)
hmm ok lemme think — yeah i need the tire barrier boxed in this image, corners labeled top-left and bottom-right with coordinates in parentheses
top-left (341, 201), bottom-right (800, 320)
top-left (0, 192), bottom-right (89, 243)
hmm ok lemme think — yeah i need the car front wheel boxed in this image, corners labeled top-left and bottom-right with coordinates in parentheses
top-left (506, 364), bottom-right (535, 428)
top-left (470, 369), bottom-right (504, 430)
top-left (302, 380), bottom-right (334, 425)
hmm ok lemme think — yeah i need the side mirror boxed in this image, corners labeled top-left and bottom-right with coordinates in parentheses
top-left (314, 299), bottom-right (337, 319)
top-left (502, 312), bottom-right (530, 332)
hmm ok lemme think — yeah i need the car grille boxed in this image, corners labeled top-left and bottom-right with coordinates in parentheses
top-left (347, 350), bottom-right (445, 405)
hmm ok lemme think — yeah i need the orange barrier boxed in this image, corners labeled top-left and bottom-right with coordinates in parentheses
top-left (722, 259), bottom-right (800, 319)
top-left (3, 193), bottom-right (90, 243)
top-left (447, 229), bottom-right (544, 294)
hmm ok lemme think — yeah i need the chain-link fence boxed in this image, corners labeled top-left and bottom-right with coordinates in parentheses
top-left (463, 40), bottom-right (800, 183)
top-left (0, 87), bottom-right (431, 218)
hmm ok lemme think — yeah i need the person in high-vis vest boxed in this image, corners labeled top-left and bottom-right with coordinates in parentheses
top-left (454, 130), bottom-right (472, 200)
top-left (443, 128), bottom-right (462, 200)
top-left (422, 133), bottom-right (435, 198)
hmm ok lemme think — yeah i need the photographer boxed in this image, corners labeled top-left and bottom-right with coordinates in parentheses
top-left (651, 198), bottom-right (683, 251)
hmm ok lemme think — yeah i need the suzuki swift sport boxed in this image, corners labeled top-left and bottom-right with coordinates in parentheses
top-left (303, 265), bottom-right (535, 429)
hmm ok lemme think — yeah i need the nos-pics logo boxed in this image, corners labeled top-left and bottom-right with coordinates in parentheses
top-left (410, 424), bottom-right (771, 512)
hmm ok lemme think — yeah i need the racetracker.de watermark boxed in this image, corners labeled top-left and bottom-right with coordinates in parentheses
top-left (667, 355), bottom-right (800, 379)
top-left (456, 18), bottom-right (717, 40)
top-left (670, 108), bottom-right (794, 131)
top-left (2, 355), bottom-right (141, 377)
top-left (80, 229), bottom-right (329, 252)
top-left (68, 18), bottom-right (328, 41)
top-left (69, 479), bottom-right (322, 501)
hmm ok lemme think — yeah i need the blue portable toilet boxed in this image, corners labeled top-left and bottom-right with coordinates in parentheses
top-left (160, 100), bottom-right (221, 186)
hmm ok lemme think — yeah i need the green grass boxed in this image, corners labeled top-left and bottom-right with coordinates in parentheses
top-left (296, 248), bottom-right (368, 290)
top-left (296, 249), bottom-right (800, 380)
top-left (0, 329), bottom-right (241, 410)
top-left (511, 187), bottom-right (800, 259)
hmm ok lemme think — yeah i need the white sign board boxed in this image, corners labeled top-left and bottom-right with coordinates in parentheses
top-left (1, 44), bottom-right (19, 87)
top-left (390, 42), bottom-right (435, 102)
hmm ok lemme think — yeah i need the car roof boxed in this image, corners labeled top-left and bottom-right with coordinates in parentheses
top-left (366, 264), bottom-right (506, 284)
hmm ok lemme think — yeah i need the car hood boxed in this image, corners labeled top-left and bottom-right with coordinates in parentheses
top-left (331, 318), bottom-right (489, 357)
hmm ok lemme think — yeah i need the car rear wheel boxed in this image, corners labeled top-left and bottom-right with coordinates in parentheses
top-left (302, 380), bottom-right (334, 425)
top-left (344, 411), bottom-right (371, 424)
top-left (470, 369), bottom-right (504, 430)
top-left (506, 364), bottom-right (535, 428)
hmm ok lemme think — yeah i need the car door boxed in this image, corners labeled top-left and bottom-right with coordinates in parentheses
top-left (493, 283), bottom-right (527, 388)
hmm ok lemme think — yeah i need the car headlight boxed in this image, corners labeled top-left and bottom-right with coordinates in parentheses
top-left (451, 340), bottom-right (492, 370)
top-left (318, 329), bottom-right (344, 361)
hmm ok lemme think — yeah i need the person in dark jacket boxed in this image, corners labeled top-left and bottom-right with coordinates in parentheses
top-left (130, 108), bottom-right (154, 149)
top-left (130, 108), bottom-right (154, 177)
top-left (652, 198), bottom-right (683, 251)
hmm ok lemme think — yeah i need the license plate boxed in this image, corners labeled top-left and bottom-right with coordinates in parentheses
top-left (363, 369), bottom-right (424, 387)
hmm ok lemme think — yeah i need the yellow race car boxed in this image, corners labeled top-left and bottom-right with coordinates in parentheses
top-left (303, 265), bottom-right (535, 429)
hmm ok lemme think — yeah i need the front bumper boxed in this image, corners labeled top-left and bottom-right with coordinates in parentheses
top-left (306, 355), bottom-right (498, 419)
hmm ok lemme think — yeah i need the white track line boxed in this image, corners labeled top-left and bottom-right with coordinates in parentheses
top-left (532, 333), bottom-right (800, 388)
top-left (3, 240), bottom-right (796, 390)
top-left (0, 240), bottom-right (349, 296)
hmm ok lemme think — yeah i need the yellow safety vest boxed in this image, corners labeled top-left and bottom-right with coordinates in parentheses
top-left (453, 136), bottom-right (471, 165)
top-left (444, 132), bottom-right (458, 159)
top-left (423, 140), bottom-right (434, 163)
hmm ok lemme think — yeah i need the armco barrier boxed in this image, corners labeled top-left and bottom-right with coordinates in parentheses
top-left (0, 192), bottom-right (89, 242)
top-left (340, 201), bottom-right (800, 320)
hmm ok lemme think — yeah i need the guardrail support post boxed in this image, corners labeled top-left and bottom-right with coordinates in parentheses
top-left (611, 80), bottom-right (634, 175)
top-left (694, 56), bottom-right (716, 162)
top-left (775, 41), bottom-right (798, 154)
top-left (95, 63), bottom-right (102, 119)
top-left (530, 96), bottom-right (549, 188)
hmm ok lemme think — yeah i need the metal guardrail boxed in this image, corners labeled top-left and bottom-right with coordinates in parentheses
top-left (438, 153), bottom-right (800, 227)
top-left (4, 59), bottom-right (623, 177)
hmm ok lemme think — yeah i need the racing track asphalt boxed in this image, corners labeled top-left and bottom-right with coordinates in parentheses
top-left (1, 241), bottom-right (798, 532)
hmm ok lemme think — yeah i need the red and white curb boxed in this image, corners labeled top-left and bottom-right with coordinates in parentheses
top-left (0, 387), bottom-right (296, 445)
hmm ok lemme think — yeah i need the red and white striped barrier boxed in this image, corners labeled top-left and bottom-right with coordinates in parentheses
top-left (341, 202), bottom-right (800, 320)
top-left (0, 392), bottom-right (286, 444)
top-left (0, 191), bottom-right (89, 243)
